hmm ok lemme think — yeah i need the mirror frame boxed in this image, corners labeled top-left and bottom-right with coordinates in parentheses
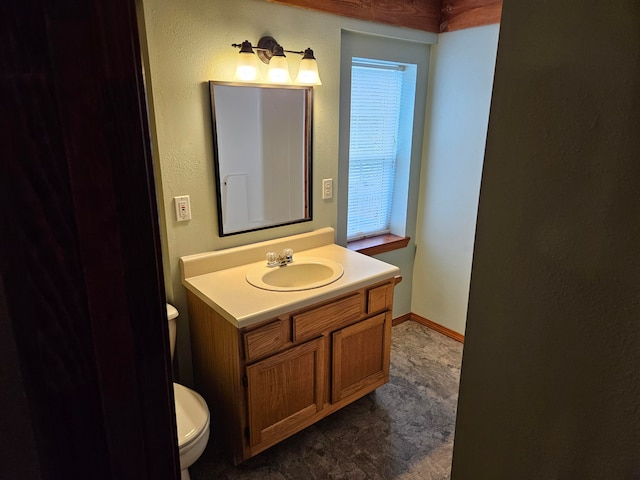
top-left (209, 81), bottom-right (313, 237)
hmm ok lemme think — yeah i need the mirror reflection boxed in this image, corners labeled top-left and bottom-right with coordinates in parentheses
top-left (210, 82), bottom-right (312, 236)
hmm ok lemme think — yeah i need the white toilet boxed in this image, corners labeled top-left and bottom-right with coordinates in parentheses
top-left (167, 304), bottom-right (210, 480)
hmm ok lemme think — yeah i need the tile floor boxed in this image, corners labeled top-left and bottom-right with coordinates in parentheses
top-left (190, 321), bottom-right (463, 480)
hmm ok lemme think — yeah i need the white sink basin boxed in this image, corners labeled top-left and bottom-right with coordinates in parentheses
top-left (246, 257), bottom-right (344, 292)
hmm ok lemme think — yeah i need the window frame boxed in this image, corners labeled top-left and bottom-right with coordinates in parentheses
top-left (337, 30), bottom-right (431, 256)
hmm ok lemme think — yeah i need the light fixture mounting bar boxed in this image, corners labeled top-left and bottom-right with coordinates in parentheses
top-left (232, 37), bottom-right (308, 64)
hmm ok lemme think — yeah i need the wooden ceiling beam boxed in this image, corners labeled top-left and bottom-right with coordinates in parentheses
top-left (266, 0), bottom-right (502, 33)
top-left (266, 0), bottom-right (441, 33)
top-left (440, 0), bottom-right (503, 32)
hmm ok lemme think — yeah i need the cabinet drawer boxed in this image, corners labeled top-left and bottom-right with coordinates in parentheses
top-left (367, 283), bottom-right (393, 314)
top-left (243, 319), bottom-right (287, 362)
top-left (293, 293), bottom-right (362, 342)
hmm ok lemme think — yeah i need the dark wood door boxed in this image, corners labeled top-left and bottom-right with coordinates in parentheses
top-left (0, 0), bottom-right (179, 478)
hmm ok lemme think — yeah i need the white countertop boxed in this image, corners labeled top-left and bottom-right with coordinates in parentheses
top-left (182, 242), bottom-right (400, 328)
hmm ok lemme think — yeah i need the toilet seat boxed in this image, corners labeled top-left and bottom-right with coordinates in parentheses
top-left (173, 383), bottom-right (210, 450)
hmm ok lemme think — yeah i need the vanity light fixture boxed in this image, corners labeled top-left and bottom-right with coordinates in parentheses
top-left (231, 36), bottom-right (322, 85)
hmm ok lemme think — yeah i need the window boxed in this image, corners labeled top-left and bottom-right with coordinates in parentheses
top-left (337, 30), bottom-right (430, 254)
top-left (347, 59), bottom-right (410, 241)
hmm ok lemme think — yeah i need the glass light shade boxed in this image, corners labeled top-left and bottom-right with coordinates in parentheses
top-left (234, 52), bottom-right (261, 82)
top-left (266, 55), bottom-right (292, 84)
top-left (295, 57), bottom-right (322, 85)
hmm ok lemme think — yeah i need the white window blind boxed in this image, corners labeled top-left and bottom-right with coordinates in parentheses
top-left (347, 60), bottom-right (404, 241)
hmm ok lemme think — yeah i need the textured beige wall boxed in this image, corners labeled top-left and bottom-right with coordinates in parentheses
top-left (140, 0), bottom-right (436, 383)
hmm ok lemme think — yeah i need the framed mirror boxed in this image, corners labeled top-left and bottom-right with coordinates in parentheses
top-left (209, 81), bottom-right (313, 236)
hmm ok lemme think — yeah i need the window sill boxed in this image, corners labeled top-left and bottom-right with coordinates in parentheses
top-left (347, 234), bottom-right (410, 257)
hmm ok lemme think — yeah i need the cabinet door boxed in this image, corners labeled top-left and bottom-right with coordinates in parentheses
top-left (246, 337), bottom-right (324, 448)
top-left (332, 312), bottom-right (391, 403)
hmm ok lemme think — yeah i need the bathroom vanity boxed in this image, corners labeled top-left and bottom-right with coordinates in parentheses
top-left (180, 228), bottom-right (400, 464)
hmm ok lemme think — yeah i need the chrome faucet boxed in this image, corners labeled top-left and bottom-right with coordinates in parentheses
top-left (267, 248), bottom-right (294, 267)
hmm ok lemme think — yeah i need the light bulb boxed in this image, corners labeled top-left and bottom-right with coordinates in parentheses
top-left (234, 53), bottom-right (261, 82)
top-left (233, 41), bottom-right (261, 82)
top-left (267, 55), bottom-right (292, 84)
top-left (295, 49), bottom-right (322, 85)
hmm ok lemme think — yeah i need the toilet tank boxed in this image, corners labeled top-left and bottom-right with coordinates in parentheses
top-left (166, 303), bottom-right (179, 360)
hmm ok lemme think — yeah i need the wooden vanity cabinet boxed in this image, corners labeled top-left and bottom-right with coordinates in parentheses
top-left (187, 277), bottom-right (398, 465)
